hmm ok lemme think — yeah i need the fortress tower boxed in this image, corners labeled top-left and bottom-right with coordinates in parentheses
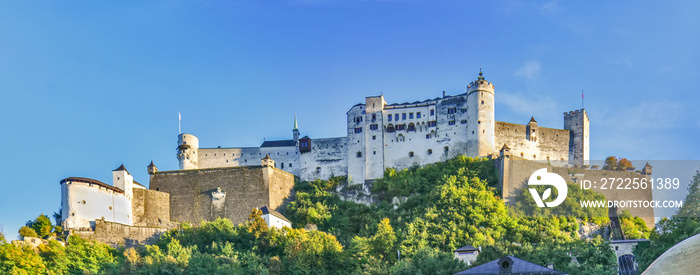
top-left (293, 115), bottom-right (300, 145)
top-left (564, 109), bottom-right (590, 165)
top-left (177, 133), bottom-right (199, 170)
top-left (466, 70), bottom-right (495, 157)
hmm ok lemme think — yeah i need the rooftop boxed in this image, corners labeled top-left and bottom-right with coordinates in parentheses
top-left (455, 256), bottom-right (566, 275)
top-left (260, 206), bottom-right (292, 224)
top-left (260, 139), bottom-right (296, 148)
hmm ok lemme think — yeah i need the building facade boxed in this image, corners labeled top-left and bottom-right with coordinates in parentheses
top-left (175, 72), bottom-right (589, 184)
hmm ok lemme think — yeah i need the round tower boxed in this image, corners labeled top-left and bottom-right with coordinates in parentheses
top-left (177, 133), bottom-right (199, 170)
top-left (466, 70), bottom-right (495, 157)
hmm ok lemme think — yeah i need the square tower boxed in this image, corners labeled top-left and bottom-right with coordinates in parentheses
top-left (564, 109), bottom-right (590, 165)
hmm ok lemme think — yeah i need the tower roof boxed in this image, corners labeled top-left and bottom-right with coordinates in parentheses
top-left (529, 116), bottom-right (537, 123)
top-left (477, 68), bottom-right (485, 81)
top-left (262, 154), bottom-right (272, 160)
top-left (147, 161), bottom-right (156, 168)
top-left (293, 114), bottom-right (298, 131)
top-left (501, 143), bottom-right (511, 150)
top-left (113, 164), bottom-right (129, 174)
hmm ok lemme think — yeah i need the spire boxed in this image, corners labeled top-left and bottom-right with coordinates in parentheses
top-left (529, 116), bottom-right (537, 123)
top-left (477, 68), bottom-right (485, 81)
top-left (293, 114), bottom-right (298, 131)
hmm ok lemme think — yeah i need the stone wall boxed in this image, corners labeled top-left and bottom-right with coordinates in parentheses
top-left (149, 166), bottom-right (295, 225)
top-left (132, 188), bottom-right (171, 227)
top-left (299, 137), bottom-right (348, 182)
top-left (69, 219), bottom-right (171, 248)
top-left (495, 121), bottom-right (570, 162)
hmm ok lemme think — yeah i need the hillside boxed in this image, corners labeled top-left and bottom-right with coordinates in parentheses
top-left (1, 156), bottom-right (622, 274)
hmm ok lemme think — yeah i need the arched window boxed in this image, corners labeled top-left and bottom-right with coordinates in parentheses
top-left (408, 123), bottom-right (416, 132)
top-left (409, 151), bottom-right (414, 157)
top-left (386, 124), bottom-right (395, 133)
top-left (427, 149), bottom-right (433, 155)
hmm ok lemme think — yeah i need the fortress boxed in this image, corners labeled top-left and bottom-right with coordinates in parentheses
top-left (55, 71), bottom-right (655, 251)
top-left (176, 71), bottom-right (589, 185)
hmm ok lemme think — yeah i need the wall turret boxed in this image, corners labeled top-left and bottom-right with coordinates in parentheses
top-left (526, 117), bottom-right (538, 142)
top-left (466, 70), bottom-right (496, 157)
top-left (147, 161), bottom-right (158, 175)
top-left (177, 133), bottom-right (199, 170)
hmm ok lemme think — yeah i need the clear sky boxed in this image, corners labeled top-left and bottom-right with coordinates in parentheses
top-left (1, 1), bottom-right (699, 240)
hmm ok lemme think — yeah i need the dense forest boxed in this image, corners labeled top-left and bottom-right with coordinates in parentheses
top-left (2, 156), bottom-right (696, 274)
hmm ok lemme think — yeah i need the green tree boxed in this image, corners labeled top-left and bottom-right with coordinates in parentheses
top-left (371, 218), bottom-right (397, 262)
top-left (0, 242), bottom-right (47, 274)
top-left (18, 226), bottom-right (38, 239)
top-left (390, 247), bottom-right (466, 275)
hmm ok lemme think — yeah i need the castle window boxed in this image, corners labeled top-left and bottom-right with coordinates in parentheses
top-left (373, 151), bottom-right (376, 155)
top-left (533, 155), bottom-right (536, 158)
top-left (426, 134), bottom-right (430, 139)
top-left (448, 120), bottom-right (456, 125)
top-left (356, 151), bottom-right (362, 158)
top-left (461, 108), bottom-right (467, 113)
top-left (402, 113), bottom-right (407, 120)
top-left (409, 113), bottom-right (414, 119)
top-left (521, 153), bottom-right (524, 157)
top-left (82, 200), bottom-right (86, 204)
top-left (396, 124), bottom-right (405, 131)
top-left (355, 116), bottom-right (363, 123)
top-left (388, 114), bottom-right (392, 121)
top-left (395, 114), bottom-right (399, 121)
top-left (408, 123), bottom-right (416, 131)
top-left (417, 112), bottom-right (421, 118)
top-left (428, 121), bottom-right (436, 127)
top-left (226, 160), bottom-right (228, 163)
top-left (290, 163), bottom-right (292, 167)
top-left (355, 127), bottom-right (363, 133)
top-left (387, 124), bottom-right (395, 133)
top-left (370, 124), bottom-right (378, 130)
top-left (444, 146), bottom-right (449, 153)
top-left (461, 120), bottom-right (467, 124)
top-left (372, 135), bottom-right (376, 140)
top-left (372, 114), bottom-right (376, 121)
top-left (409, 151), bottom-right (414, 157)
top-left (478, 121), bottom-right (481, 124)
top-left (427, 149), bottom-right (432, 155)
top-left (281, 163), bottom-right (284, 169)
top-left (481, 100), bottom-right (484, 104)
top-left (430, 109), bottom-right (434, 116)
top-left (205, 154), bottom-right (207, 156)
top-left (183, 141), bottom-right (186, 145)
top-left (472, 131), bottom-right (475, 134)
top-left (448, 107), bottom-right (456, 114)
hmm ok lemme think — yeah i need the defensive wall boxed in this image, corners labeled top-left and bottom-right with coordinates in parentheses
top-left (68, 219), bottom-right (173, 248)
top-left (148, 165), bottom-right (295, 225)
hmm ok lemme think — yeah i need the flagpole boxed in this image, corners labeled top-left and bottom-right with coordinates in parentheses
top-left (178, 112), bottom-right (181, 134)
top-left (582, 90), bottom-right (584, 109)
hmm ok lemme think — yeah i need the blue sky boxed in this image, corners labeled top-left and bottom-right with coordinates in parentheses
top-left (1, 1), bottom-right (699, 239)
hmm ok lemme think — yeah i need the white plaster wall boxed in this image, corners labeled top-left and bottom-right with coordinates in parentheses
top-left (454, 251), bottom-right (479, 265)
top-left (347, 105), bottom-right (366, 184)
top-left (262, 214), bottom-right (291, 229)
top-left (466, 80), bottom-right (495, 157)
top-left (299, 137), bottom-right (348, 182)
top-left (383, 103), bottom-right (444, 171)
top-left (62, 181), bottom-right (132, 229)
top-left (198, 147), bottom-right (262, 168)
top-left (113, 170), bottom-right (133, 200)
top-left (261, 146), bottom-right (300, 176)
top-left (364, 96), bottom-right (386, 180)
top-left (177, 134), bottom-right (199, 170)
